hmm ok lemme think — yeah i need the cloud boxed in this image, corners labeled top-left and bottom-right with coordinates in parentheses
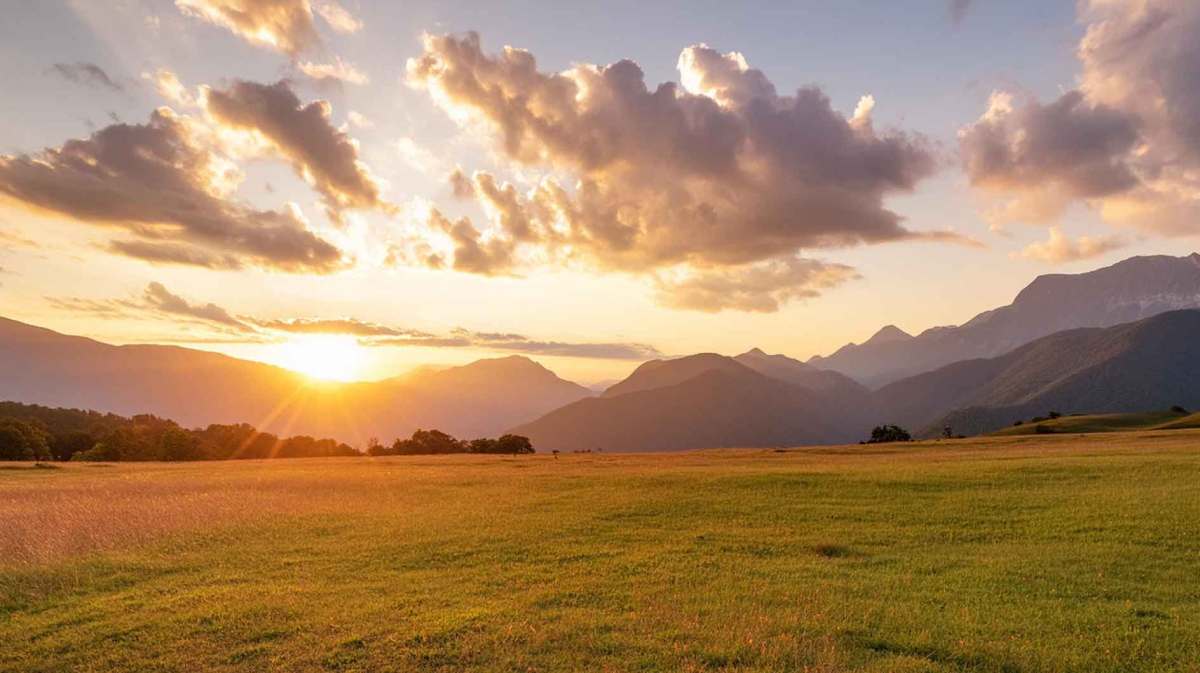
top-left (49, 62), bottom-right (123, 92)
top-left (0, 107), bottom-right (345, 272)
top-left (175, 0), bottom-right (359, 55)
top-left (405, 33), bottom-right (957, 311)
top-left (313, 1), bottom-right (362, 33)
top-left (949, 0), bottom-right (972, 26)
top-left (298, 57), bottom-right (369, 85)
top-left (143, 282), bottom-right (253, 330)
top-left (108, 240), bottom-right (245, 269)
top-left (960, 0), bottom-right (1200, 236)
top-left (1017, 227), bottom-right (1126, 264)
top-left (370, 329), bottom-right (662, 360)
top-left (654, 256), bottom-right (860, 313)
top-left (960, 90), bottom-right (1140, 223)
top-left (203, 79), bottom-right (390, 221)
top-left (254, 317), bottom-right (430, 337)
top-left (346, 111), bottom-right (372, 128)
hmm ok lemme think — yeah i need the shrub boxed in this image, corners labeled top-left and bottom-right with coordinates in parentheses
top-left (1170, 405), bottom-right (1188, 414)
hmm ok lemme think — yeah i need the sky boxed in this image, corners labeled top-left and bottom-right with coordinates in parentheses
top-left (0, 0), bottom-right (1197, 385)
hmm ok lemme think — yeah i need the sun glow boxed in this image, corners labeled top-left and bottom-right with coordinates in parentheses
top-left (273, 335), bottom-right (366, 382)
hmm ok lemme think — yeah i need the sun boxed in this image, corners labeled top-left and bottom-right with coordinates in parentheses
top-left (273, 335), bottom-right (366, 382)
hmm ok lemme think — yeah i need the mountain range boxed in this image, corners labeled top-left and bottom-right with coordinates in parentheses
top-left (0, 317), bottom-right (590, 445)
top-left (809, 253), bottom-right (1200, 387)
top-left (3, 253), bottom-right (1199, 451)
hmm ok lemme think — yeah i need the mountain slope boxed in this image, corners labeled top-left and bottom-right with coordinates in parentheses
top-left (811, 253), bottom-right (1200, 387)
top-left (733, 348), bottom-right (867, 398)
top-left (512, 365), bottom-right (855, 452)
top-left (0, 317), bottom-right (591, 444)
top-left (873, 310), bottom-right (1200, 436)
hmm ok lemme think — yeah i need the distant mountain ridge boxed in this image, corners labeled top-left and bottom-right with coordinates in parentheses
top-left (0, 317), bottom-right (591, 445)
top-left (516, 309), bottom-right (1200, 451)
top-left (810, 253), bottom-right (1200, 387)
top-left (514, 349), bottom-right (869, 451)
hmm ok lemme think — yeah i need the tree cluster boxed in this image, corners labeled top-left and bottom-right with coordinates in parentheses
top-left (0, 402), bottom-right (357, 462)
top-left (865, 424), bottom-right (912, 444)
top-left (367, 429), bottom-right (534, 456)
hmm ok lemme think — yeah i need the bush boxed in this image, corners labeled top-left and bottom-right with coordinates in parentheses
top-left (1048, 411), bottom-right (1062, 419)
top-left (1170, 405), bottom-right (1188, 414)
top-left (866, 425), bottom-right (911, 444)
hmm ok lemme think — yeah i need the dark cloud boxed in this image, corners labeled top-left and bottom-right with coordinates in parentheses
top-left (961, 1), bottom-right (1200, 236)
top-left (176, 0), bottom-right (361, 55)
top-left (0, 108), bottom-right (344, 272)
top-left (654, 256), bottom-right (860, 313)
top-left (959, 90), bottom-right (1141, 222)
top-left (143, 282), bottom-right (253, 331)
top-left (108, 240), bottom-right (244, 270)
top-left (48, 62), bottom-right (123, 92)
top-left (406, 34), bottom-right (965, 311)
top-left (204, 79), bottom-right (390, 221)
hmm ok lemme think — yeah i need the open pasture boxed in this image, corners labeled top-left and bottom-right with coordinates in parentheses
top-left (3, 432), bottom-right (1199, 672)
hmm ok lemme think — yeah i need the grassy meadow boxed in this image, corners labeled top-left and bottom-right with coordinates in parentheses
top-left (2, 432), bottom-right (1200, 672)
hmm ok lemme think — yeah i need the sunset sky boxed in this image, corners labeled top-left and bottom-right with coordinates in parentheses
top-left (1, 0), bottom-right (1196, 384)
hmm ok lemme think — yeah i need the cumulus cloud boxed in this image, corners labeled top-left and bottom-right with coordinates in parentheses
top-left (175, 0), bottom-right (360, 55)
top-left (49, 62), bottom-right (123, 92)
top-left (960, 0), bottom-right (1200, 236)
top-left (404, 34), bottom-right (963, 310)
top-left (203, 79), bottom-right (390, 221)
top-left (298, 57), bottom-right (369, 85)
top-left (1017, 227), bottom-right (1126, 264)
top-left (960, 90), bottom-right (1140, 223)
top-left (0, 108), bottom-right (344, 272)
top-left (143, 282), bottom-right (253, 330)
top-left (654, 256), bottom-right (860, 313)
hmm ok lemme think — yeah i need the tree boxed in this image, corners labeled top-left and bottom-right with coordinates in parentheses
top-left (866, 425), bottom-right (911, 444)
top-left (0, 418), bottom-right (51, 461)
top-left (51, 431), bottom-right (97, 461)
top-left (158, 426), bottom-right (205, 461)
top-left (493, 434), bottom-right (534, 454)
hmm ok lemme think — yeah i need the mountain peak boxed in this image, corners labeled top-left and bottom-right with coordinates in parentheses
top-left (865, 324), bottom-right (912, 345)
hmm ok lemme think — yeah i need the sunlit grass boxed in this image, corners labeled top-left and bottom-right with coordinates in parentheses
top-left (2, 432), bottom-right (1199, 672)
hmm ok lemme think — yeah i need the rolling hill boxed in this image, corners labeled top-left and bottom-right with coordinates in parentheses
top-left (810, 253), bottom-right (1200, 387)
top-left (0, 317), bottom-right (591, 445)
top-left (989, 409), bottom-right (1200, 436)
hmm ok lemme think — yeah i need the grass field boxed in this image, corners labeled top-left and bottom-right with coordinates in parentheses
top-left (991, 410), bottom-right (1200, 437)
top-left (3, 432), bottom-right (1200, 673)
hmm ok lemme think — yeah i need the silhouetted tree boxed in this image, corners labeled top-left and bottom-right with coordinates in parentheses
top-left (866, 425), bottom-right (911, 443)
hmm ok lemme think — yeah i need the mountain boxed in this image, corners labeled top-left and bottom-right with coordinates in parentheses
top-left (810, 253), bottom-right (1200, 387)
top-left (733, 348), bottom-right (867, 398)
top-left (0, 317), bottom-right (591, 445)
top-left (513, 351), bottom-right (869, 451)
top-left (512, 364), bottom-right (856, 452)
top-left (872, 310), bottom-right (1200, 436)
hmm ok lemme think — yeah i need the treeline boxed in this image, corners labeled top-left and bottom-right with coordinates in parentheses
top-left (0, 401), bottom-right (356, 462)
top-left (367, 429), bottom-right (534, 456)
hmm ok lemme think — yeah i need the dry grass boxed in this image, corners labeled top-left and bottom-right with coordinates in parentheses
top-left (2, 431), bottom-right (1199, 672)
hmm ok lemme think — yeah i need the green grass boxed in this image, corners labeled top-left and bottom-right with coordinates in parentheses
top-left (3, 433), bottom-right (1200, 672)
top-left (991, 409), bottom-right (1200, 436)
